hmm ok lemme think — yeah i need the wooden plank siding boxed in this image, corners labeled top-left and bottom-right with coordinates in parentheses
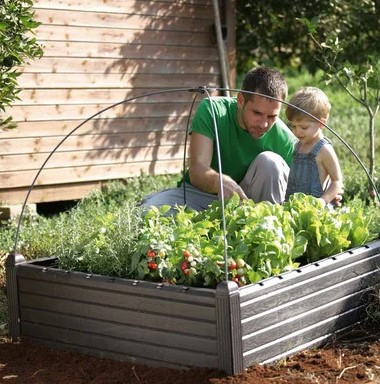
top-left (0, 0), bottom-right (236, 204)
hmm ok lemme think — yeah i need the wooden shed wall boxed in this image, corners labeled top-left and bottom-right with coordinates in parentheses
top-left (0, 0), bottom-right (236, 205)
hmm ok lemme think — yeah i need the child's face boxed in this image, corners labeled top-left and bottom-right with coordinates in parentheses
top-left (289, 117), bottom-right (324, 145)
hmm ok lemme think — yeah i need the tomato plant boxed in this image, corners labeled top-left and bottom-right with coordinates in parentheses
top-left (128, 193), bottom-right (373, 288)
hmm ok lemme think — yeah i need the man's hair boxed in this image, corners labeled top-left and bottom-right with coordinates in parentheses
top-left (241, 67), bottom-right (288, 102)
top-left (285, 87), bottom-right (331, 121)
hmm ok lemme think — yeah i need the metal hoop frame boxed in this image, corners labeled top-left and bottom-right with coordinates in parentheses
top-left (12, 86), bottom-right (380, 284)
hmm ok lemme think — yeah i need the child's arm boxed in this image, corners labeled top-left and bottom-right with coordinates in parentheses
top-left (319, 145), bottom-right (343, 205)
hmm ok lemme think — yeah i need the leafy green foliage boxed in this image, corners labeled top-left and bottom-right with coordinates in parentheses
top-left (1, 173), bottom-right (379, 289)
top-left (128, 193), bottom-right (378, 288)
top-left (272, 70), bottom-right (380, 201)
top-left (299, 16), bottom-right (379, 185)
top-left (236, 1), bottom-right (379, 195)
top-left (0, 174), bottom-right (180, 280)
top-left (236, 1), bottom-right (329, 73)
top-left (236, 1), bottom-right (379, 74)
top-left (0, 0), bottom-right (43, 128)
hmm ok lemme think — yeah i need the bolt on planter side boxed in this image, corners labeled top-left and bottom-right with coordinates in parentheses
top-left (6, 238), bottom-right (380, 375)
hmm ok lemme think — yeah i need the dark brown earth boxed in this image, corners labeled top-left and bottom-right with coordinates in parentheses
top-left (0, 325), bottom-right (379, 384)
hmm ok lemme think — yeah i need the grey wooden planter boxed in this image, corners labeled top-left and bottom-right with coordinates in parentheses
top-left (6, 238), bottom-right (380, 375)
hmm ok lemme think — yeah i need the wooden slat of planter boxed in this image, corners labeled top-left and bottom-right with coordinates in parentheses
top-left (19, 293), bottom-right (216, 338)
top-left (17, 262), bottom-right (216, 304)
top-left (22, 322), bottom-right (218, 368)
top-left (242, 289), bottom-right (368, 351)
top-left (34, 9), bottom-right (213, 32)
top-left (242, 305), bottom-right (364, 367)
top-left (34, 25), bottom-right (213, 46)
top-left (0, 159), bottom-right (184, 188)
top-left (240, 252), bottom-right (380, 320)
top-left (239, 240), bottom-right (380, 303)
top-left (239, 243), bottom-right (380, 367)
top-left (20, 293), bottom-right (215, 338)
top-left (19, 278), bottom-right (215, 321)
top-left (241, 268), bottom-right (380, 335)
top-left (18, 72), bottom-right (219, 89)
top-left (21, 308), bottom-right (216, 354)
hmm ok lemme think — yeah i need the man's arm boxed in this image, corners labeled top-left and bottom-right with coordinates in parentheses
top-left (188, 132), bottom-right (247, 199)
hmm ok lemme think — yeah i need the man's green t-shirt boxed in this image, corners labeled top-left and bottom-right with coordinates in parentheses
top-left (183, 97), bottom-right (296, 186)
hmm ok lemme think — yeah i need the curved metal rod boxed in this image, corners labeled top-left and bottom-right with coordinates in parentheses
top-left (203, 88), bottom-right (230, 281)
top-left (216, 86), bottom-right (380, 204)
top-left (13, 85), bottom-right (379, 265)
top-left (182, 92), bottom-right (201, 205)
top-left (12, 87), bottom-right (202, 255)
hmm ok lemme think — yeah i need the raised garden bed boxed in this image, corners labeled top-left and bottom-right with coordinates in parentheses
top-left (6, 238), bottom-right (380, 375)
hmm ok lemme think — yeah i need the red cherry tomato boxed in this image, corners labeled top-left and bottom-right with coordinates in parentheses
top-left (146, 250), bottom-right (156, 259)
top-left (181, 261), bottom-right (189, 271)
top-left (228, 260), bottom-right (237, 270)
top-left (148, 261), bottom-right (158, 270)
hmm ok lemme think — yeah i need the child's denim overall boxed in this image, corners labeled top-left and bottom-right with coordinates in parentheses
top-left (285, 137), bottom-right (330, 200)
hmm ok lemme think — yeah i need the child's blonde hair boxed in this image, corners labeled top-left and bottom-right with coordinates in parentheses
top-left (285, 86), bottom-right (331, 122)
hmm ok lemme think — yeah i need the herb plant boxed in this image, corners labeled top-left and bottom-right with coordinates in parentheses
top-left (1, 181), bottom-right (378, 289)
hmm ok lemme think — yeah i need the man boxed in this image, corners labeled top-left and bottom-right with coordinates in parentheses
top-left (141, 67), bottom-right (296, 212)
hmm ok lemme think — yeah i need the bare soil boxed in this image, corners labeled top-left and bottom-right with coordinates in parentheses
top-left (0, 326), bottom-right (379, 384)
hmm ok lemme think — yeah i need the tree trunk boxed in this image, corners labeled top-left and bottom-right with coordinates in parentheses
top-left (368, 112), bottom-right (376, 199)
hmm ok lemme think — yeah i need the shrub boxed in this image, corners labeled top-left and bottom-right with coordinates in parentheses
top-left (0, 0), bottom-right (43, 128)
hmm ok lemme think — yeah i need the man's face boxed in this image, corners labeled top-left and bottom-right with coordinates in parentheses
top-left (237, 94), bottom-right (282, 139)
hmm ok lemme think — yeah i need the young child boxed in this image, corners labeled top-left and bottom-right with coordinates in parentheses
top-left (285, 87), bottom-right (343, 206)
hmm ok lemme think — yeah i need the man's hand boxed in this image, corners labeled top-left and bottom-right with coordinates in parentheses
top-left (189, 133), bottom-right (248, 200)
top-left (331, 194), bottom-right (343, 207)
top-left (218, 175), bottom-right (248, 200)
top-left (320, 193), bottom-right (343, 208)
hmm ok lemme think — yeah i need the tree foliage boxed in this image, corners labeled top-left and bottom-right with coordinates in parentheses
top-left (237, 1), bottom-right (379, 200)
top-left (0, 0), bottom-right (43, 128)
top-left (236, 0), bottom-right (379, 74)
top-left (301, 18), bottom-right (379, 196)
